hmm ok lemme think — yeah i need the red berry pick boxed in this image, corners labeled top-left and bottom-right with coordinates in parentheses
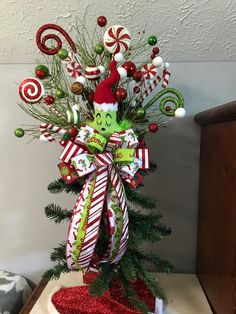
top-left (97, 16), bottom-right (107, 27)
top-left (149, 123), bottom-right (159, 133)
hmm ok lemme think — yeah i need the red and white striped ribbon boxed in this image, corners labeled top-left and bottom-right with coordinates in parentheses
top-left (60, 140), bottom-right (86, 163)
top-left (40, 123), bottom-right (66, 142)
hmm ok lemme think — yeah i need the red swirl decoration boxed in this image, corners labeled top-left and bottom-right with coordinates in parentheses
top-left (36, 24), bottom-right (77, 55)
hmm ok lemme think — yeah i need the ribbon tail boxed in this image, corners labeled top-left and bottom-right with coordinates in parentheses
top-left (108, 165), bottom-right (129, 264)
top-left (66, 175), bottom-right (93, 269)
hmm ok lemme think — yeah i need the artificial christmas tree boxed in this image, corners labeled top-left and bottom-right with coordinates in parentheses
top-left (16, 15), bottom-right (185, 313)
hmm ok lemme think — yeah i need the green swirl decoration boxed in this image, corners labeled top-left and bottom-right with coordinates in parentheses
top-left (143, 88), bottom-right (185, 117)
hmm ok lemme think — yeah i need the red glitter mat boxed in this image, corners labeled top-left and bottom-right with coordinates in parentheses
top-left (51, 279), bottom-right (155, 314)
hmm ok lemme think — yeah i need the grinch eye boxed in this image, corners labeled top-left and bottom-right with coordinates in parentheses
top-left (105, 113), bottom-right (112, 127)
top-left (96, 113), bottom-right (102, 125)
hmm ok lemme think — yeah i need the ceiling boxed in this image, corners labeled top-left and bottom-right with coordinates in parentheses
top-left (1, 0), bottom-right (236, 63)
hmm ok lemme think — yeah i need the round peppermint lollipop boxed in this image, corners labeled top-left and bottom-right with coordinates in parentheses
top-left (141, 64), bottom-right (157, 80)
top-left (19, 77), bottom-right (44, 103)
top-left (103, 25), bottom-right (131, 54)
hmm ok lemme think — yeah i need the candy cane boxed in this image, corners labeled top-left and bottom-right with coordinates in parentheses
top-left (161, 70), bottom-right (171, 88)
top-left (36, 24), bottom-right (77, 55)
top-left (40, 123), bottom-right (66, 142)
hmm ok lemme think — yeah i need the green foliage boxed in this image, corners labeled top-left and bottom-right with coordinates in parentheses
top-left (43, 263), bottom-right (71, 280)
top-left (125, 186), bottom-right (156, 209)
top-left (48, 178), bottom-right (84, 194)
top-left (50, 242), bottom-right (66, 263)
top-left (45, 204), bottom-right (71, 223)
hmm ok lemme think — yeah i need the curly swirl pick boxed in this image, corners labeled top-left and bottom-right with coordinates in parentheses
top-left (36, 24), bottom-right (77, 55)
top-left (143, 87), bottom-right (184, 116)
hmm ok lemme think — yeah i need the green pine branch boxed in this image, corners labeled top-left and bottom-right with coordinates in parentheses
top-left (50, 242), bottom-right (66, 263)
top-left (125, 186), bottom-right (156, 209)
top-left (48, 178), bottom-right (85, 194)
top-left (89, 264), bottom-right (114, 296)
top-left (43, 263), bottom-right (70, 280)
top-left (139, 161), bottom-right (157, 176)
top-left (45, 204), bottom-right (71, 224)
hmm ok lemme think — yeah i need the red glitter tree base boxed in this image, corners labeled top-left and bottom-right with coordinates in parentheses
top-left (51, 279), bottom-right (156, 314)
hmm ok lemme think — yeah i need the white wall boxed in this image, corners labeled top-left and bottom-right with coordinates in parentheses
top-left (1, 62), bottom-right (236, 283)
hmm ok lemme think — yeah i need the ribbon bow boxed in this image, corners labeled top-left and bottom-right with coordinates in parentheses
top-left (59, 124), bottom-right (149, 271)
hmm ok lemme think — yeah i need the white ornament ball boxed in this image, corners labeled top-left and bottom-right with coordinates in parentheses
top-left (40, 134), bottom-right (48, 142)
top-left (98, 65), bottom-right (105, 75)
top-left (175, 107), bottom-right (186, 118)
top-left (164, 62), bottom-right (170, 69)
top-left (117, 67), bottom-right (127, 79)
top-left (152, 56), bottom-right (163, 67)
top-left (76, 76), bottom-right (87, 85)
top-left (114, 52), bottom-right (124, 62)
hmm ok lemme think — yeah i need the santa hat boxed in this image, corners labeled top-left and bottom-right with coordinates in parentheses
top-left (94, 60), bottom-right (120, 112)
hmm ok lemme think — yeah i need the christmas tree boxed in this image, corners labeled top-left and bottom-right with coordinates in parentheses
top-left (16, 15), bottom-right (185, 314)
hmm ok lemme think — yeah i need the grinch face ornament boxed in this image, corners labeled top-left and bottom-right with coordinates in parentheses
top-left (89, 110), bottom-right (122, 138)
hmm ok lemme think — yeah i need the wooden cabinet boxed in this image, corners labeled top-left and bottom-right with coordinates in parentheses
top-left (195, 101), bottom-right (236, 314)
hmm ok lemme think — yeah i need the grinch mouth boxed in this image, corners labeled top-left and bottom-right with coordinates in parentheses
top-left (101, 127), bottom-right (106, 131)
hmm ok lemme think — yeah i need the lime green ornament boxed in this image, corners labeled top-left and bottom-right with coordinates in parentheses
top-left (94, 43), bottom-right (105, 55)
top-left (35, 65), bottom-right (49, 79)
top-left (57, 48), bottom-right (69, 60)
top-left (148, 35), bottom-right (158, 46)
top-left (55, 88), bottom-right (65, 99)
top-left (135, 107), bottom-right (146, 119)
top-left (14, 128), bottom-right (25, 138)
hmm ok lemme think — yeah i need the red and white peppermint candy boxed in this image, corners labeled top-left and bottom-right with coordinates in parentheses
top-left (66, 61), bottom-right (82, 78)
top-left (104, 25), bottom-right (131, 54)
top-left (141, 64), bottom-right (157, 80)
top-left (85, 65), bottom-right (101, 80)
top-left (19, 77), bottom-right (44, 103)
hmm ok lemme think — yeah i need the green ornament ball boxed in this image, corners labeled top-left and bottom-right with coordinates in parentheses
top-left (57, 48), bottom-right (69, 60)
top-left (35, 65), bottom-right (49, 79)
top-left (148, 35), bottom-right (158, 46)
top-left (135, 107), bottom-right (146, 119)
top-left (14, 128), bottom-right (25, 138)
top-left (55, 88), bottom-right (65, 99)
top-left (94, 43), bottom-right (105, 55)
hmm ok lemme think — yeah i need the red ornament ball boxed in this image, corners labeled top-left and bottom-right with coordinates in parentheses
top-left (152, 47), bottom-right (160, 55)
top-left (122, 62), bottom-right (136, 77)
top-left (115, 87), bottom-right (127, 101)
top-left (35, 65), bottom-right (49, 79)
top-left (45, 95), bottom-right (55, 105)
top-left (166, 105), bottom-right (171, 112)
top-left (97, 16), bottom-right (107, 27)
top-left (149, 123), bottom-right (159, 133)
top-left (88, 92), bottom-right (95, 103)
top-left (133, 71), bottom-right (142, 82)
top-left (67, 126), bottom-right (78, 138)
top-left (133, 86), bottom-right (140, 94)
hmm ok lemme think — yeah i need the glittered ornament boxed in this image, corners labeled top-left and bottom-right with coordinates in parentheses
top-left (19, 77), bottom-right (44, 103)
top-left (117, 67), bottom-right (127, 79)
top-left (97, 16), bottom-right (107, 27)
top-left (55, 88), bottom-right (65, 98)
top-left (35, 65), bottom-right (49, 79)
top-left (76, 76), bottom-right (87, 85)
top-left (88, 92), bottom-right (95, 103)
top-left (152, 56), bottom-right (163, 67)
top-left (94, 43), bottom-right (105, 55)
top-left (151, 53), bottom-right (156, 60)
top-left (57, 48), bottom-right (69, 60)
top-left (135, 107), bottom-right (146, 119)
top-left (85, 66), bottom-right (101, 80)
top-left (133, 71), bottom-right (142, 82)
top-left (122, 62), bottom-right (136, 77)
top-left (149, 123), bottom-right (158, 133)
top-left (14, 128), bottom-right (25, 138)
top-left (45, 95), bottom-right (55, 105)
top-left (175, 107), bottom-right (186, 118)
top-left (71, 82), bottom-right (84, 95)
top-left (115, 87), bottom-right (127, 101)
top-left (165, 105), bottom-right (171, 112)
top-left (148, 35), bottom-right (158, 46)
top-left (152, 47), bottom-right (159, 55)
top-left (66, 126), bottom-right (79, 138)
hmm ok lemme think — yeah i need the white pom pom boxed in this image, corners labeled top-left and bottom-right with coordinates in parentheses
top-left (40, 134), bottom-right (48, 142)
top-left (175, 107), bottom-right (186, 118)
top-left (152, 56), bottom-right (163, 67)
top-left (164, 62), bottom-right (170, 69)
top-left (114, 52), bottom-right (124, 62)
top-left (117, 67), bottom-right (127, 79)
top-left (98, 65), bottom-right (105, 74)
top-left (76, 76), bottom-right (87, 85)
